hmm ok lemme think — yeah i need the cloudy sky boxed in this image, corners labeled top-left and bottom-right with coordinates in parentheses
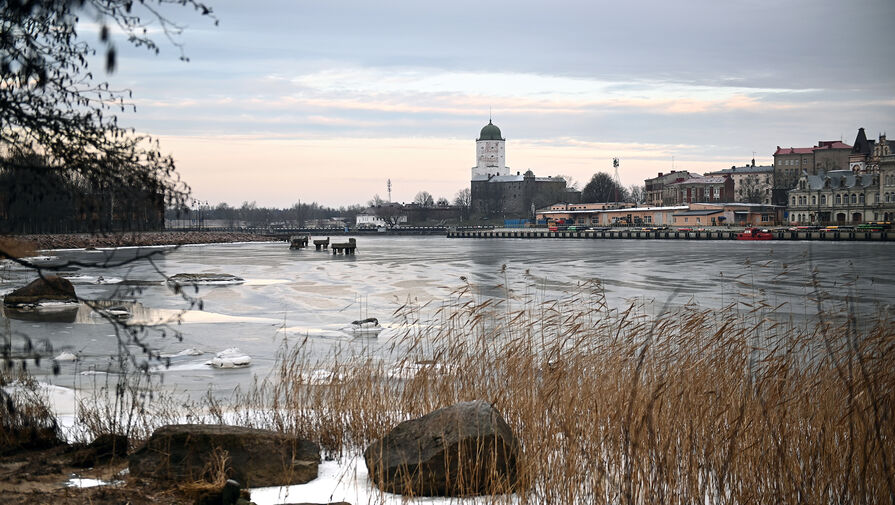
top-left (101, 0), bottom-right (894, 207)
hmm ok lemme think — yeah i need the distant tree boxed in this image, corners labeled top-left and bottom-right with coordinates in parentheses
top-left (555, 174), bottom-right (579, 191)
top-left (1, 0), bottom-right (217, 236)
top-left (367, 194), bottom-right (385, 207)
top-left (374, 204), bottom-right (404, 227)
top-left (739, 177), bottom-right (767, 204)
top-left (414, 191), bottom-right (435, 207)
top-left (436, 197), bottom-right (450, 207)
top-left (628, 184), bottom-right (645, 204)
top-left (582, 172), bottom-right (629, 203)
top-left (453, 188), bottom-right (471, 221)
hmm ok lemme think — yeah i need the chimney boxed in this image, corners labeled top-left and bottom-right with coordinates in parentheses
top-left (751, 158), bottom-right (755, 167)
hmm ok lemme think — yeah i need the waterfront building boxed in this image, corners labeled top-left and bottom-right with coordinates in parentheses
top-left (772, 140), bottom-right (852, 198)
top-left (666, 174), bottom-right (734, 204)
top-left (537, 205), bottom-right (685, 227)
top-left (672, 203), bottom-right (781, 227)
top-left (644, 171), bottom-right (693, 206)
top-left (786, 129), bottom-right (895, 225)
top-left (705, 160), bottom-right (774, 204)
top-left (470, 120), bottom-right (578, 219)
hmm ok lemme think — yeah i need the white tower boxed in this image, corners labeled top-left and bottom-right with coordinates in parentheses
top-left (471, 120), bottom-right (507, 179)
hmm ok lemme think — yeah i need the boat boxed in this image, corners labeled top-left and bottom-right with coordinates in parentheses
top-left (736, 227), bottom-right (773, 240)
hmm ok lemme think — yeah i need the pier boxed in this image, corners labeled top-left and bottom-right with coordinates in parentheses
top-left (447, 228), bottom-right (894, 241)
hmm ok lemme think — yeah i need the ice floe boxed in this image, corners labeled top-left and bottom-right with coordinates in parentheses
top-left (207, 347), bottom-right (252, 368)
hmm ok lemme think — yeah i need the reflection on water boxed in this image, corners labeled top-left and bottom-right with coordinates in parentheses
top-left (0, 238), bottom-right (892, 396)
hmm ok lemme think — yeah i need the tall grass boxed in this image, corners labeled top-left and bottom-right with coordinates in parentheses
top-left (219, 275), bottom-right (894, 504)
top-left (5, 264), bottom-right (893, 504)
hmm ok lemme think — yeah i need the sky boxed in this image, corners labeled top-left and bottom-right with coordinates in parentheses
top-left (92, 0), bottom-right (894, 208)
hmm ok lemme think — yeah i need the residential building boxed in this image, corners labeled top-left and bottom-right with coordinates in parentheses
top-left (644, 171), bottom-right (692, 206)
top-left (666, 175), bottom-right (734, 204)
top-left (706, 160), bottom-right (774, 204)
top-left (786, 170), bottom-right (879, 225)
top-left (772, 140), bottom-right (851, 192)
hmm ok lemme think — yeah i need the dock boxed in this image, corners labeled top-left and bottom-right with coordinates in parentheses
top-left (447, 228), bottom-right (894, 241)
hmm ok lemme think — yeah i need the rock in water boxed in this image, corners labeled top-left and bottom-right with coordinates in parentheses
top-left (129, 424), bottom-right (319, 487)
top-left (166, 273), bottom-right (244, 287)
top-left (363, 400), bottom-right (521, 496)
top-left (3, 275), bottom-right (77, 306)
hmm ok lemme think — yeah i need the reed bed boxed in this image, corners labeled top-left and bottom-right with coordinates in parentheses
top-left (4, 266), bottom-right (893, 504)
top-left (219, 276), bottom-right (894, 505)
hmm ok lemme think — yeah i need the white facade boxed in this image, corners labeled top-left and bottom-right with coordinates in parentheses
top-left (356, 213), bottom-right (406, 228)
top-left (473, 138), bottom-right (507, 178)
top-left (471, 120), bottom-right (508, 180)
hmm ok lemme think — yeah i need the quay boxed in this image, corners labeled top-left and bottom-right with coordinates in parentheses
top-left (447, 228), bottom-right (894, 241)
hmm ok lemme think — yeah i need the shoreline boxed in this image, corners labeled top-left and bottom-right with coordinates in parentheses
top-left (12, 231), bottom-right (279, 251)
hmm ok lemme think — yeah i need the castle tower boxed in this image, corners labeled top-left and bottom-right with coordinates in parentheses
top-left (471, 120), bottom-right (507, 179)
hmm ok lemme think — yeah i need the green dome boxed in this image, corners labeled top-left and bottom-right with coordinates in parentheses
top-left (477, 120), bottom-right (504, 141)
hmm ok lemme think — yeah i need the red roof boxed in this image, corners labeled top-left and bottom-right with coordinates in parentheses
top-left (814, 141), bottom-right (851, 150)
top-left (774, 146), bottom-right (814, 155)
top-left (774, 141), bottom-right (852, 155)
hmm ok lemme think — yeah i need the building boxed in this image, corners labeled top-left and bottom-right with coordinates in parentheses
top-left (537, 204), bottom-right (685, 227)
top-left (644, 171), bottom-right (693, 206)
top-left (672, 203), bottom-right (782, 227)
top-left (772, 140), bottom-right (852, 191)
top-left (470, 121), bottom-right (578, 218)
top-left (666, 175), bottom-right (734, 204)
top-left (786, 170), bottom-right (878, 225)
top-left (706, 160), bottom-right (774, 204)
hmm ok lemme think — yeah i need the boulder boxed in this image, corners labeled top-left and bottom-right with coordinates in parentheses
top-left (166, 273), bottom-right (244, 287)
top-left (3, 275), bottom-right (77, 306)
top-left (129, 424), bottom-right (319, 487)
top-left (364, 400), bottom-right (520, 496)
top-left (70, 433), bottom-right (128, 467)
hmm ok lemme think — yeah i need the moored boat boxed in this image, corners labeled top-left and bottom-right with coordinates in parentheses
top-left (736, 227), bottom-right (773, 240)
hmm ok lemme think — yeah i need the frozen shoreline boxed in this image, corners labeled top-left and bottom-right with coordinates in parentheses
top-left (14, 231), bottom-right (277, 251)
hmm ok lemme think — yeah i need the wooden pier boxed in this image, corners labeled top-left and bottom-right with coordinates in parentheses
top-left (447, 228), bottom-right (894, 241)
top-left (331, 238), bottom-right (357, 254)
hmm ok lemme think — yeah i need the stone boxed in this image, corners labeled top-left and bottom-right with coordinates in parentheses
top-left (363, 400), bottom-right (520, 496)
top-left (129, 424), bottom-right (319, 487)
top-left (166, 273), bottom-right (244, 287)
top-left (70, 433), bottom-right (128, 467)
top-left (3, 275), bottom-right (77, 306)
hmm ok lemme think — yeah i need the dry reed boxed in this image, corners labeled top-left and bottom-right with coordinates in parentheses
top-left (218, 275), bottom-right (894, 505)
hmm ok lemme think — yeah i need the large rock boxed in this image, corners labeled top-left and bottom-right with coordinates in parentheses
top-left (3, 275), bottom-right (77, 306)
top-left (364, 400), bottom-right (520, 496)
top-left (129, 424), bottom-right (319, 487)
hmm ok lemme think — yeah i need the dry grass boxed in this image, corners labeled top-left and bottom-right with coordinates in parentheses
top-left (6, 267), bottom-right (893, 504)
top-left (0, 236), bottom-right (37, 259)
top-left (216, 277), bottom-right (895, 504)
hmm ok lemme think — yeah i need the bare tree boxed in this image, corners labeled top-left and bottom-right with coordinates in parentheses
top-left (628, 184), bottom-right (645, 204)
top-left (413, 191), bottom-right (435, 207)
top-left (453, 188), bottom-right (471, 221)
top-left (555, 174), bottom-right (579, 191)
top-left (374, 204), bottom-right (405, 227)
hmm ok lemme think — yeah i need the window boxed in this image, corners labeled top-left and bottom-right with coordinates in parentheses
top-left (851, 194), bottom-right (857, 204)
top-left (836, 194), bottom-right (842, 204)
top-left (821, 195), bottom-right (827, 205)
top-left (812, 195), bottom-right (817, 205)
top-left (791, 196), bottom-right (796, 205)
top-left (859, 194), bottom-right (865, 204)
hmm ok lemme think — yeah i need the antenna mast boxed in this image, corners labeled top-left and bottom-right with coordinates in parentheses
top-left (387, 179), bottom-right (392, 203)
top-left (612, 157), bottom-right (621, 204)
